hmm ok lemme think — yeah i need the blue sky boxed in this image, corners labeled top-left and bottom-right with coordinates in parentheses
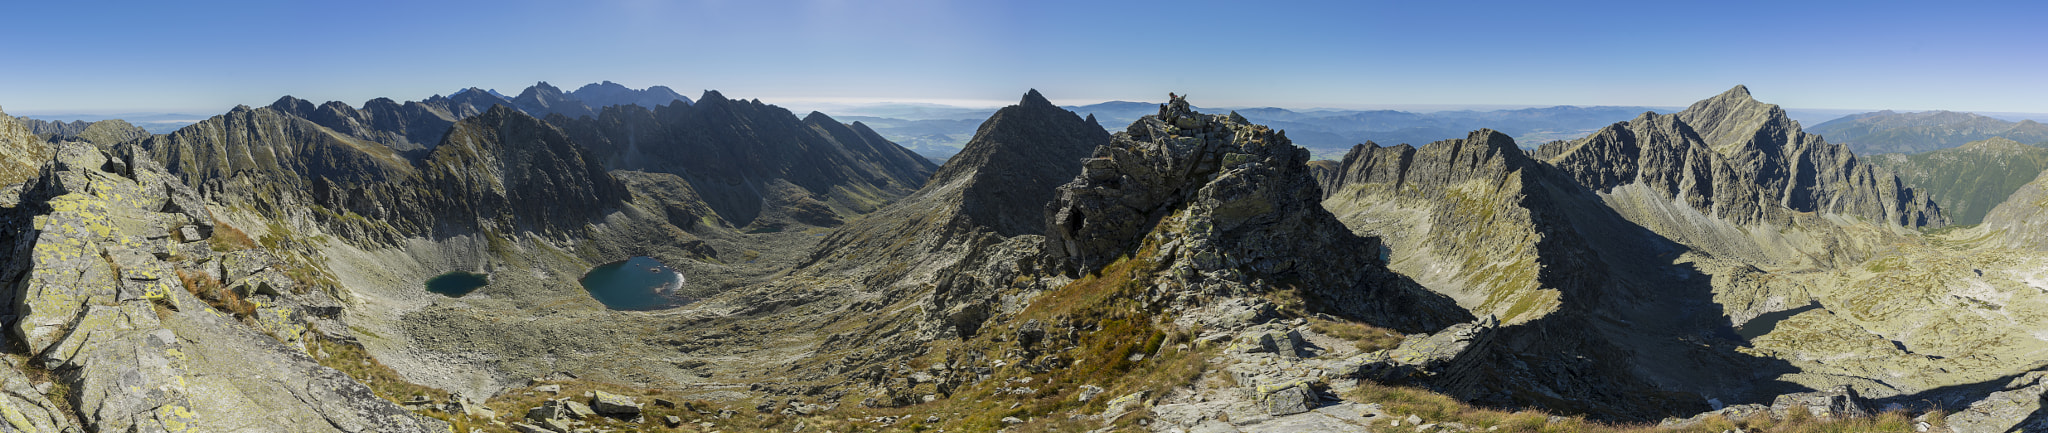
top-left (3, 0), bottom-right (2045, 114)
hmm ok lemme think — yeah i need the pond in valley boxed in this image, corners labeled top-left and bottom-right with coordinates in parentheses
top-left (579, 256), bottom-right (691, 311)
top-left (424, 271), bottom-right (489, 297)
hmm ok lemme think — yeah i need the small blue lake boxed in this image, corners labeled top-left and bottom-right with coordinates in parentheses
top-left (579, 256), bottom-right (691, 311)
top-left (425, 271), bottom-right (489, 297)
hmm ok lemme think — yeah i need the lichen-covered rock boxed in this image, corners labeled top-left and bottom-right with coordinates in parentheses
top-left (1258, 382), bottom-right (1318, 416)
top-left (1, 142), bottom-right (446, 432)
top-left (1768, 385), bottom-right (1872, 420)
top-left (590, 390), bottom-right (642, 417)
top-left (0, 358), bottom-right (75, 432)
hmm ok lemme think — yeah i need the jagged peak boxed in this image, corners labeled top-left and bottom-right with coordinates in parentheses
top-left (1721, 84), bottom-right (1752, 100)
top-left (477, 103), bottom-right (523, 119)
top-left (698, 90), bottom-right (728, 104)
top-left (269, 95), bottom-right (313, 111)
top-left (1020, 89), bottom-right (1052, 107)
top-left (1462, 129), bottom-right (1524, 155)
top-left (803, 111), bottom-right (838, 124)
top-left (317, 100), bottom-right (356, 112)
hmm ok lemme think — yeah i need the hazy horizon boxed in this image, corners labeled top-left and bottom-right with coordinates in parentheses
top-left (3, 0), bottom-right (2045, 116)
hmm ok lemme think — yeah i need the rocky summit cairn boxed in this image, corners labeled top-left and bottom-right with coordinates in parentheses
top-left (1045, 93), bottom-right (1467, 332)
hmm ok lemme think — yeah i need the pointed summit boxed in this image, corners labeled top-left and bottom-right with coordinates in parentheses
top-left (1020, 88), bottom-right (1052, 107)
top-left (698, 90), bottom-right (727, 105)
top-left (915, 89), bottom-right (1110, 236)
top-left (512, 82), bottom-right (595, 119)
top-left (1722, 84), bottom-right (1752, 99)
top-left (1678, 84), bottom-right (1789, 150)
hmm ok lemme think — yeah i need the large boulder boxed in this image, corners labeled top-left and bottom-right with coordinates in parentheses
top-left (1769, 385), bottom-right (1872, 420)
top-left (591, 390), bottom-right (642, 417)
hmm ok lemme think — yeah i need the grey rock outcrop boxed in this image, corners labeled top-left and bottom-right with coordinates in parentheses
top-left (1947, 371), bottom-right (2048, 433)
top-left (1046, 95), bottom-right (1468, 332)
top-left (1768, 385), bottom-right (1872, 420)
top-left (1, 142), bottom-right (445, 431)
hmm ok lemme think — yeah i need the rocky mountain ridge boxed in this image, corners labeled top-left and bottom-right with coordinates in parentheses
top-left (548, 90), bottom-right (937, 231)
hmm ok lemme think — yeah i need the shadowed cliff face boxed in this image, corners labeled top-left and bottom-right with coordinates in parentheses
top-left (133, 104), bottom-right (629, 242)
top-left (548, 91), bottom-right (938, 230)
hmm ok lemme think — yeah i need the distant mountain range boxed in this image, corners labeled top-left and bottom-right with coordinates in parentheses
top-left (1868, 137), bottom-right (2048, 226)
top-left (1806, 110), bottom-right (2048, 154)
top-left (847, 101), bottom-right (1683, 161)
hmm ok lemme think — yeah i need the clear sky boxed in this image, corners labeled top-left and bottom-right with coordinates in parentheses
top-left (3, 0), bottom-right (2045, 114)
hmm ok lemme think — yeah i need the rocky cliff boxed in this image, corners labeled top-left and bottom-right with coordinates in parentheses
top-left (1046, 95), bottom-right (1467, 332)
top-left (1536, 86), bottom-right (1941, 267)
top-left (0, 142), bottom-right (445, 431)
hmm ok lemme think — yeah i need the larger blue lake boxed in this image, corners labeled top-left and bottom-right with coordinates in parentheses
top-left (579, 256), bottom-right (691, 311)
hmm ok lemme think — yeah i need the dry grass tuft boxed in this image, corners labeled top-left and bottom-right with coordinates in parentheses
top-left (1308, 316), bottom-right (1406, 352)
top-left (176, 268), bottom-right (255, 317)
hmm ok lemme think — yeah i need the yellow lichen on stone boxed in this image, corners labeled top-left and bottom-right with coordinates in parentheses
top-left (0, 402), bottom-right (32, 430)
top-left (155, 404), bottom-right (198, 432)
